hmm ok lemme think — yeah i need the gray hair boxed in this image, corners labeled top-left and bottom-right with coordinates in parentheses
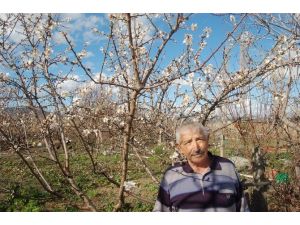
top-left (175, 122), bottom-right (210, 144)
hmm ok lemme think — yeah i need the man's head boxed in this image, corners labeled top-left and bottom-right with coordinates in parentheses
top-left (175, 122), bottom-right (210, 167)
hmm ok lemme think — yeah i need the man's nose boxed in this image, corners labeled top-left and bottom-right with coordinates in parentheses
top-left (191, 140), bottom-right (199, 149)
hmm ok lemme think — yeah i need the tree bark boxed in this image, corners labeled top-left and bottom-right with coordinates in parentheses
top-left (114, 91), bottom-right (139, 211)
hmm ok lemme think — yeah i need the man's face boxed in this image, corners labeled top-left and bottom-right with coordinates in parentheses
top-left (177, 128), bottom-right (209, 166)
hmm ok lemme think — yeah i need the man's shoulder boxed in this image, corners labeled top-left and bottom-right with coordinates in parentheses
top-left (161, 162), bottom-right (187, 184)
top-left (213, 154), bottom-right (235, 165)
top-left (164, 162), bottom-right (184, 173)
top-left (210, 153), bottom-right (237, 172)
top-left (162, 162), bottom-right (186, 177)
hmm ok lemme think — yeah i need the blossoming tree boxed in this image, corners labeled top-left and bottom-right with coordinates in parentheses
top-left (0, 13), bottom-right (299, 211)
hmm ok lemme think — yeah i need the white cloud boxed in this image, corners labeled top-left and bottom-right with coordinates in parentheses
top-left (61, 13), bottom-right (82, 21)
top-left (57, 74), bottom-right (81, 95)
top-left (134, 15), bottom-right (155, 43)
top-left (61, 14), bottom-right (104, 33)
top-left (84, 61), bottom-right (95, 70)
top-left (53, 31), bottom-right (66, 45)
top-left (82, 29), bottom-right (104, 43)
top-left (86, 51), bottom-right (94, 58)
top-left (172, 78), bottom-right (190, 86)
top-left (58, 14), bottom-right (106, 45)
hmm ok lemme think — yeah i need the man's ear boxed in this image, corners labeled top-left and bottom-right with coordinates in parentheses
top-left (176, 143), bottom-right (182, 153)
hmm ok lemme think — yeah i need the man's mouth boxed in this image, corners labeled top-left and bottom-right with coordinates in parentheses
top-left (191, 150), bottom-right (205, 157)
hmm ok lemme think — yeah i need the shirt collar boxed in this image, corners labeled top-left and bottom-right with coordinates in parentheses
top-left (182, 151), bottom-right (222, 173)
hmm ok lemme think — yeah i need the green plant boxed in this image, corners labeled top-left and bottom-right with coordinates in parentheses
top-left (64, 205), bottom-right (79, 212)
top-left (6, 198), bottom-right (42, 212)
top-left (132, 202), bottom-right (153, 211)
top-left (86, 189), bottom-right (99, 198)
top-left (152, 145), bottom-right (165, 156)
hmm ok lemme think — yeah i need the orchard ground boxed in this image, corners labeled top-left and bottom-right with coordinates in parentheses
top-left (0, 139), bottom-right (299, 211)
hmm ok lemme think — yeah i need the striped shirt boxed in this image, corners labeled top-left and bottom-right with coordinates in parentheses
top-left (153, 152), bottom-right (249, 212)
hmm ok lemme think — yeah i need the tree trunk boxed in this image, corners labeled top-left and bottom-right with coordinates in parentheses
top-left (66, 176), bottom-right (97, 211)
top-left (114, 91), bottom-right (139, 211)
top-left (220, 134), bottom-right (225, 157)
top-left (296, 166), bottom-right (300, 178)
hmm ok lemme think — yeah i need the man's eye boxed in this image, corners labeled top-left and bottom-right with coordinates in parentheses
top-left (184, 140), bottom-right (191, 145)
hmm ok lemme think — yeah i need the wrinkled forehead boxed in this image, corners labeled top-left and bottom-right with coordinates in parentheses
top-left (176, 123), bottom-right (210, 144)
top-left (179, 127), bottom-right (208, 141)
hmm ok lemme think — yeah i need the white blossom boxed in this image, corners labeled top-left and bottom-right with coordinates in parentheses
top-left (26, 60), bottom-right (33, 68)
top-left (102, 150), bottom-right (108, 156)
top-left (70, 76), bottom-right (79, 82)
top-left (157, 30), bottom-right (164, 38)
top-left (61, 90), bottom-right (69, 98)
top-left (49, 122), bottom-right (59, 130)
top-left (124, 181), bottom-right (137, 191)
top-left (72, 97), bottom-right (81, 105)
top-left (102, 117), bottom-right (109, 123)
top-left (61, 56), bottom-right (67, 63)
top-left (35, 30), bottom-right (43, 39)
top-left (170, 151), bottom-right (179, 160)
top-left (200, 41), bottom-right (207, 49)
top-left (183, 34), bottom-right (193, 46)
top-left (93, 129), bottom-right (100, 137)
top-left (162, 69), bottom-right (171, 78)
top-left (203, 27), bottom-right (212, 38)
top-left (31, 48), bottom-right (39, 58)
top-left (2, 121), bottom-right (10, 127)
top-left (116, 105), bottom-right (126, 114)
top-left (182, 95), bottom-right (190, 106)
top-left (240, 31), bottom-right (252, 44)
top-left (44, 47), bottom-right (52, 58)
top-left (82, 129), bottom-right (91, 137)
top-left (203, 64), bottom-right (213, 75)
top-left (264, 57), bottom-right (271, 65)
top-left (0, 72), bottom-right (9, 82)
top-left (79, 86), bottom-right (90, 96)
top-left (230, 15), bottom-right (236, 24)
top-left (191, 23), bottom-right (198, 31)
top-left (278, 35), bottom-right (287, 43)
top-left (196, 87), bottom-right (204, 97)
top-left (188, 72), bottom-right (195, 81)
top-left (138, 46), bottom-right (147, 55)
top-left (78, 50), bottom-right (87, 58)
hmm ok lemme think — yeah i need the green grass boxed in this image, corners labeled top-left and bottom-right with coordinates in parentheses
top-left (0, 148), bottom-right (165, 212)
top-left (265, 152), bottom-right (293, 172)
top-left (0, 142), bottom-right (298, 211)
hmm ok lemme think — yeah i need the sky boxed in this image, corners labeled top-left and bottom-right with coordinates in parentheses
top-left (1, 13), bottom-right (279, 80)
top-left (1, 14), bottom-right (242, 90)
top-left (58, 14), bottom-right (236, 99)
top-left (40, 13), bottom-right (275, 85)
top-left (0, 13), bottom-right (293, 118)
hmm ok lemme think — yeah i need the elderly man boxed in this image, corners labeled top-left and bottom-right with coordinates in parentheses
top-left (153, 122), bottom-right (249, 212)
